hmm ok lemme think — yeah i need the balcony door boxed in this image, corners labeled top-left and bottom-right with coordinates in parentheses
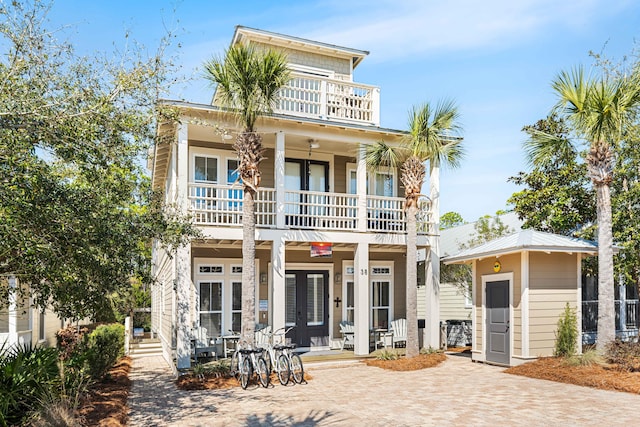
top-left (285, 159), bottom-right (329, 227)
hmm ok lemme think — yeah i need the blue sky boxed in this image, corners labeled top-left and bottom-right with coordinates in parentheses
top-left (49, 0), bottom-right (640, 222)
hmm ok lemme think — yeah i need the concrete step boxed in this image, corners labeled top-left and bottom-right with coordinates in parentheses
top-left (131, 341), bottom-right (162, 350)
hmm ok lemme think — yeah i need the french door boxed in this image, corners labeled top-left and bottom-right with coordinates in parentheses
top-left (285, 270), bottom-right (329, 347)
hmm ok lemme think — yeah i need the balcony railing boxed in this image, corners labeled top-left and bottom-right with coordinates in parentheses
top-left (188, 183), bottom-right (431, 234)
top-left (276, 72), bottom-right (380, 126)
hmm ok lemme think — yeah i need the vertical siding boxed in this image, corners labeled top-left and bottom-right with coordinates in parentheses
top-left (528, 252), bottom-right (578, 356)
top-left (333, 155), bottom-right (353, 194)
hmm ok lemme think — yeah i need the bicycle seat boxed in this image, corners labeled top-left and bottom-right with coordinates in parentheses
top-left (238, 348), bottom-right (258, 355)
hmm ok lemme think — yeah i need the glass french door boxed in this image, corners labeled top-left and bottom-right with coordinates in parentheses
top-left (285, 270), bottom-right (329, 347)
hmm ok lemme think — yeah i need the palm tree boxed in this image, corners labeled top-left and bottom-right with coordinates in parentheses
top-left (203, 44), bottom-right (290, 344)
top-left (525, 66), bottom-right (640, 350)
top-left (366, 100), bottom-right (463, 358)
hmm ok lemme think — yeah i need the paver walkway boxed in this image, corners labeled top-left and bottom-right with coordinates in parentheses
top-left (128, 354), bottom-right (640, 426)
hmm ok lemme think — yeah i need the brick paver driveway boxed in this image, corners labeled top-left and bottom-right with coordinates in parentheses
top-left (128, 354), bottom-right (640, 426)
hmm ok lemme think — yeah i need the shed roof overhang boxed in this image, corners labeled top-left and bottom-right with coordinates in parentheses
top-left (442, 229), bottom-right (606, 265)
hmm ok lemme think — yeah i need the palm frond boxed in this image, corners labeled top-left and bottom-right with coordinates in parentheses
top-left (363, 140), bottom-right (404, 172)
top-left (523, 128), bottom-right (576, 168)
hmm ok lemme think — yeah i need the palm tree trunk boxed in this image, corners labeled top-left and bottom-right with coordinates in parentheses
top-left (241, 180), bottom-right (257, 345)
top-left (405, 204), bottom-right (419, 358)
top-left (595, 182), bottom-right (615, 350)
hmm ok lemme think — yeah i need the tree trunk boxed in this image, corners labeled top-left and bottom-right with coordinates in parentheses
top-left (241, 185), bottom-right (256, 346)
top-left (405, 204), bottom-right (419, 358)
top-left (595, 182), bottom-right (615, 350)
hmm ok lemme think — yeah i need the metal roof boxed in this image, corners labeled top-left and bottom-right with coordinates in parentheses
top-left (443, 228), bottom-right (599, 264)
top-left (440, 212), bottom-right (523, 257)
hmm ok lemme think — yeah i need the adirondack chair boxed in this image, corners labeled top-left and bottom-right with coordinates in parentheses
top-left (339, 321), bottom-right (355, 350)
top-left (389, 318), bottom-right (407, 348)
top-left (193, 327), bottom-right (217, 360)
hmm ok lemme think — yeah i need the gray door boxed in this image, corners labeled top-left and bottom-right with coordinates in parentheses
top-left (486, 280), bottom-right (510, 365)
top-left (285, 270), bottom-right (329, 347)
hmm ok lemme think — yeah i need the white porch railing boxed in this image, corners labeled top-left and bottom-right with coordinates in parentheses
top-left (284, 190), bottom-right (358, 230)
top-left (0, 330), bottom-right (32, 353)
top-left (277, 72), bottom-right (380, 126)
top-left (189, 183), bottom-right (431, 234)
top-left (188, 183), bottom-right (276, 227)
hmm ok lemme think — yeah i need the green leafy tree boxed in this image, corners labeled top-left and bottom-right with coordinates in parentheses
top-left (523, 65), bottom-right (640, 350)
top-left (0, 1), bottom-right (196, 321)
top-left (366, 100), bottom-right (464, 357)
top-left (508, 115), bottom-right (596, 237)
top-left (203, 45), bottom-right (290, 344)
top-left (441, 211), bottom-right (465, 229)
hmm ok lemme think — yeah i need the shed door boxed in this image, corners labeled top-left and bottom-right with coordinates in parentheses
top-left (486, 280), bottom-right (510, 365)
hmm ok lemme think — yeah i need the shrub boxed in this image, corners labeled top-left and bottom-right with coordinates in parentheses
top-left (376, 349), bottom-right (400, 360)
top-left (0, 344), bottom-right (60, 426)
top-left (554, 303), bottom-right (578, 358)
top-left (56, 325), bottom-right (89, 362)
top-left (420, 346), bottom-right (443, 355)
top-left (563, 349), bottom-right (603, 367)
top-left (605, 340), bottom-right (640, 372)
top-left (84, 324), bottom-right (125, 379)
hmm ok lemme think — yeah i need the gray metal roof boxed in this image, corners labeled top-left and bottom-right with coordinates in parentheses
top-left (440, 212), bottom-right (523, 257)
top-left (443, 228), bottom-right (599, 264)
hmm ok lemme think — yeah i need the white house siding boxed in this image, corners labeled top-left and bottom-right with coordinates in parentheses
top-left (528, 252), bottom-right (577, 357)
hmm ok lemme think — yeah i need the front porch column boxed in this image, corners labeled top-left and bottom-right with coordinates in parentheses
top-left (271, 235), bottom-right (286, 334)
top-left (8, 276), bottom-right (18, 348)
top-left (356, 144), bottom-right (367, 232)
top-left (175, 124), bottom-right (192, 370)
top-left (275, 131), bottom-right (285, 230)
top-left (354, 242), bottom-right (370, 354)
top-left (424, 164), bottom-right (441, 349)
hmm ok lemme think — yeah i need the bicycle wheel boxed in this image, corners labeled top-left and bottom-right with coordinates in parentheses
top-left (276, 354), bottom-right (290, 386)
top-left (290, 353), bottom-right (304, 384)
top-left (240, 357), bottom-right (251, 389)
top-left (230, 351), bottom-right (240, 380)
top-left (263, 349), bottom-right (273, 372)
top-left (257, 357), bottom-right (270, 388)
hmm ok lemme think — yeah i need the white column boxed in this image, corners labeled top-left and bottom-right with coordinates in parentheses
top-left (8, 276), bottom-right (18, 348)
top-left (577, 255), bottom-right (583, 355)
top-left (424, 163), bottom-right (441, 349)
top-left (271, 235), bottom-right (286, 334)
top-left (275, 131), bottom-right (286, 229)
top-left (354, 242), bottom-right (370, 354)
top-left (619, 281), bottom-right (627, 336)
top-left (175, 123), bottom-right (192, 369)
top-left (521, 251), bottom-right (530, 358)
top-left (356, 145), bottom-right (367, 232)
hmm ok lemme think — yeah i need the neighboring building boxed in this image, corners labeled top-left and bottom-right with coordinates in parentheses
top-left (444, 229), bottom-right (600, 366)
top-left (1, 276), bottom-right (68, 351)
top-left (149, 26), bottom-right (435, 369)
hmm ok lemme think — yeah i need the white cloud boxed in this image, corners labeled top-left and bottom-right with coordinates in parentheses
top-left (284, 0), bottom-right (627, 62)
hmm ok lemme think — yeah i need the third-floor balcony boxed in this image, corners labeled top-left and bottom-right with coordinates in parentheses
top-left (276, 72), bottom-right (380, 126)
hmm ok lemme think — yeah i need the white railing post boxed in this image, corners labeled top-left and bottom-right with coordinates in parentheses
top-left (124, 316), bottom-right (131, 355)
top-left (275, 131), bottom-right (286, 229)
top-left (319, 79), bottom-right (327, 119)
top-left (357, 146), bottom-right (367, 232)
top-left (8, 276), bottom-right (18, 349)
top-left (371, 87), bottom-right (380, 126)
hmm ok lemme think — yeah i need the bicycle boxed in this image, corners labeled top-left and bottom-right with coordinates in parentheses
top-left (231, 340), bottom-right (270, 389)
top-left (262, 327), bottom-right (304, 385)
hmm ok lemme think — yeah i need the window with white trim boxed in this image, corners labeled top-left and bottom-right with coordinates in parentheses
top-left (194, 156), bottom-right (218, 183)
top-left (345, 281), bottom-right (354, 323)
top-left (231, 281), bottom-right (242, 333)
top-left (199, 281), bottom-right (222, 337)
top-left (306, 273), bottom-right (325, 326)
top-left (231, 265), bottom-right (242, 275)
top-left (371, 280), bottom-right (390, 329)
top-left (199, 265), bottom-right (223, 274)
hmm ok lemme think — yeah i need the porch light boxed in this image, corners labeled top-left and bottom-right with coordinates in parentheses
top-left (335, 273), bottom-right (342, 283)
top-left (260, 273), bottom-right (267, 284)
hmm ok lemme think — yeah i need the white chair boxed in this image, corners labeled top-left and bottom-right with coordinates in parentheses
top-left (193, 327), bottom-right (217, 360)
top-left (339, 321), bottom-right (355, 350)
top-left (389, 318), bottom-right (407, 348)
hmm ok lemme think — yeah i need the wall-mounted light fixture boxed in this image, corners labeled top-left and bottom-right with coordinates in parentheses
top-left (335, 273), bottom-right (342, 283)
top-left (260, 273), bottom-right (267, 284)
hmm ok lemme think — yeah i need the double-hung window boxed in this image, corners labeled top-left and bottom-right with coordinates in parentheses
top-left (199, 282), bottom-right (222, 337)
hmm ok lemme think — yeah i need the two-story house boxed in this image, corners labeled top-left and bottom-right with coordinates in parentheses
top-left (149, 26), bottom-right (434, 369)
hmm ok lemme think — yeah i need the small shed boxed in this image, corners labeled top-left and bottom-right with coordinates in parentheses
top-left (443, 229), bottom-right (598, 366)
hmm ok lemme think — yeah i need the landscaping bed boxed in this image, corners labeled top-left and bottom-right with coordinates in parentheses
top-left (365, 352), bottom-right (447, 371)
top-left (505, 356), bottom-right (640, 394)
top-left (77, 356), bottom-right (132, 426)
